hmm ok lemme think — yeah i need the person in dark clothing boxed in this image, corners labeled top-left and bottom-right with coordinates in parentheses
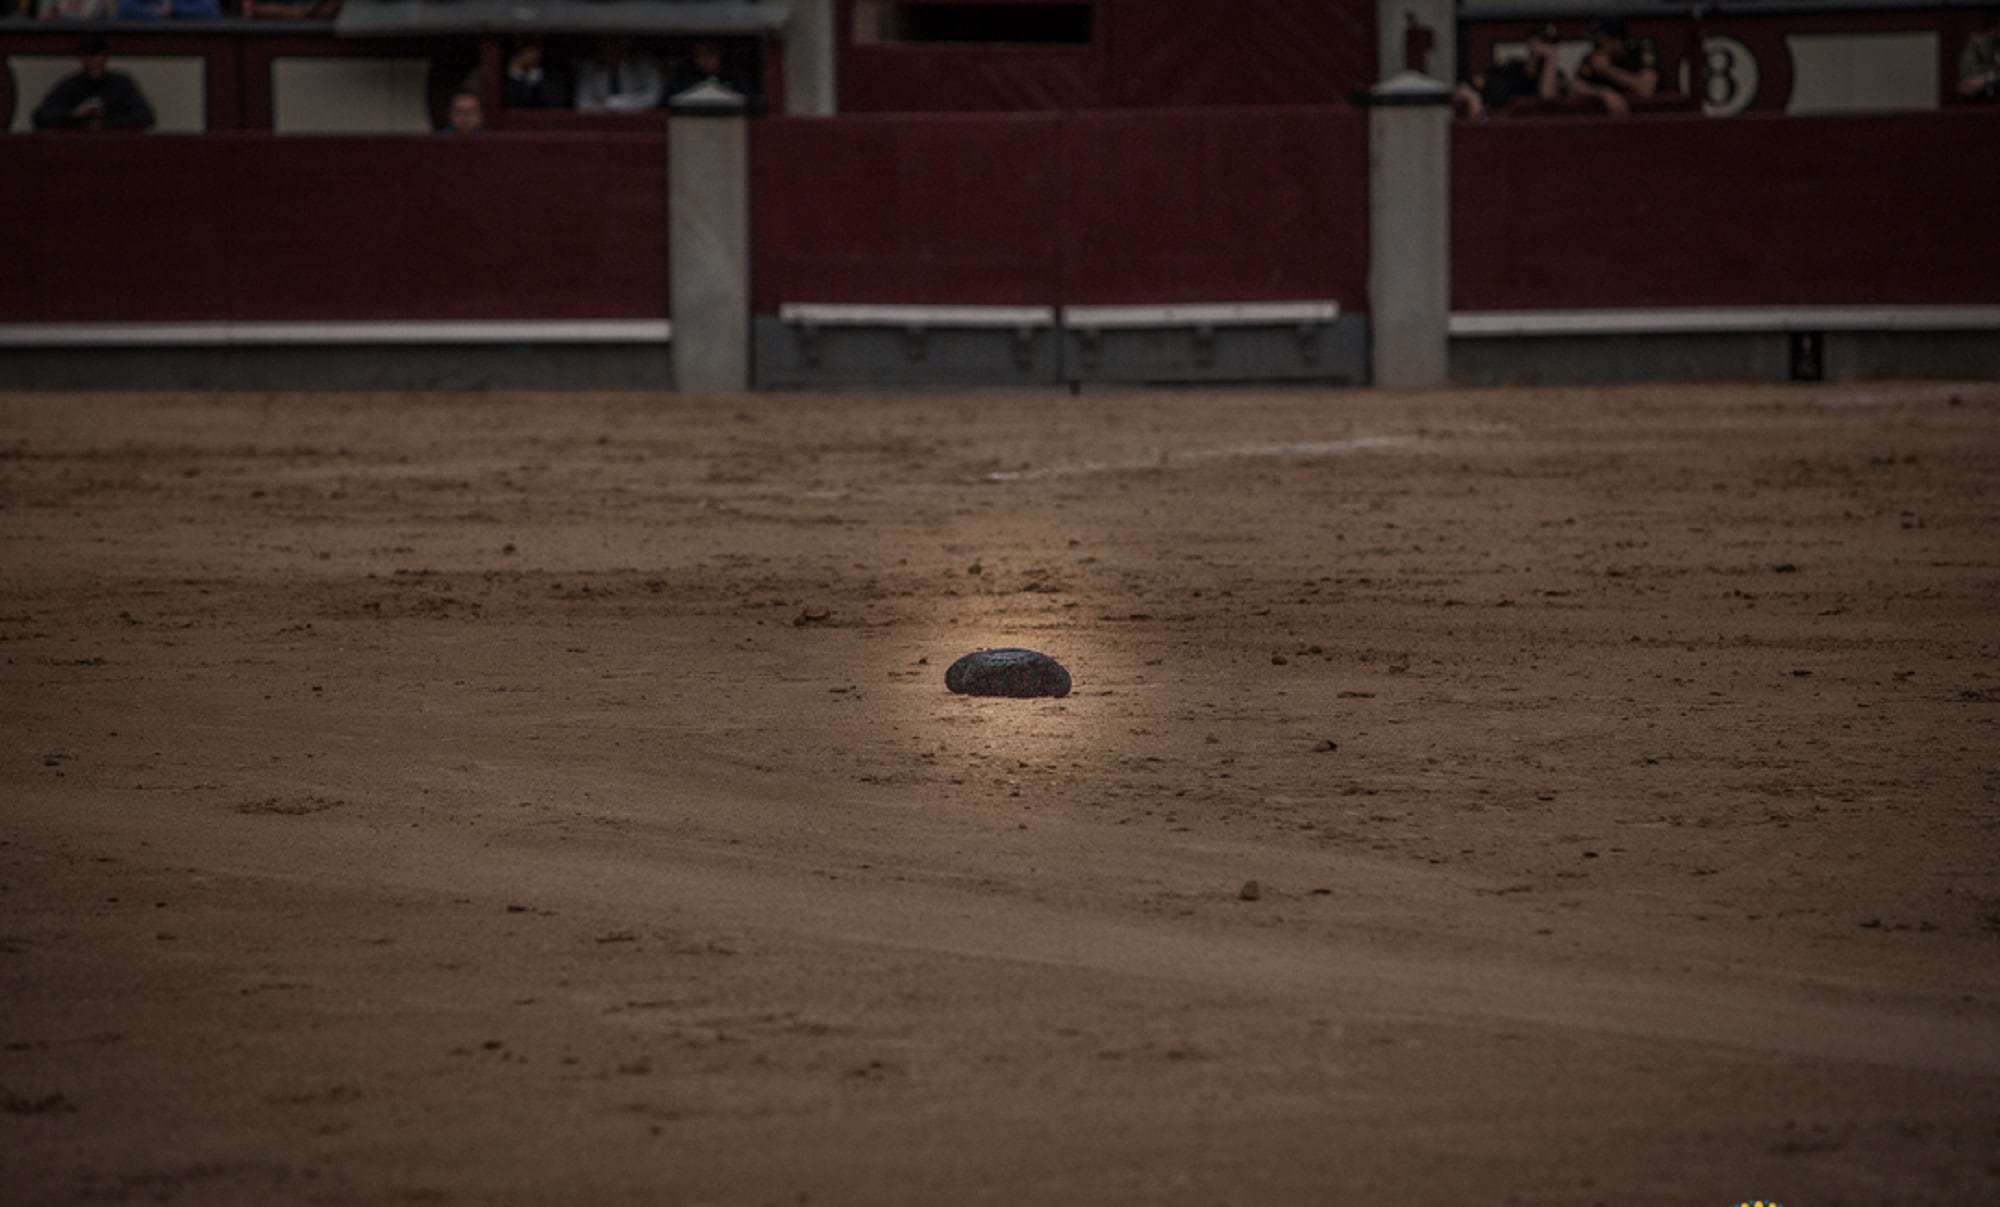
top-left (663, 38), bottom-right (755, 101)
top-left (501, 37), bottom-right (569, 109)
top-left (1454, 23), bottom-right (1564, 119)
top-left (32, 37), bottom-right (156, 131)
top-left (1957, 7), bottom-right (2000, 101)
top-left (1570, 17), bottom-right (1658, 116)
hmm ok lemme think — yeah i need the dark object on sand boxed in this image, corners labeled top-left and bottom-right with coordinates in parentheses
top-left (944, 648), bottom-right (1071, 698)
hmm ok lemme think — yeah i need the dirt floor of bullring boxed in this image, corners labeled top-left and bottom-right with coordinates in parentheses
top-left (2, 381), bottom-right (1997, 1206)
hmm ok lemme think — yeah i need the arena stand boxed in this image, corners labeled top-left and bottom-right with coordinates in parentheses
top-left (834, 0), bottom-right (1371, 111)
top-left (1459, 1), bottom-right (2000, 115)
top-left (0, 0), bottom-right (1995, 388)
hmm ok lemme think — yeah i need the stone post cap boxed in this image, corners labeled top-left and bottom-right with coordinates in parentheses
top-left (666, 79), bottom-right (764, 117)
top-left (1367, 69), bottom-right (1453, 106)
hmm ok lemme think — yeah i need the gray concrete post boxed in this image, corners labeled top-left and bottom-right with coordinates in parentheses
top-left (1366, 70), bottom-right (1453, 389)
top-left (787, 0), bottom-right (838, 116)
top-left (668, 108), bottom-right (752, 392)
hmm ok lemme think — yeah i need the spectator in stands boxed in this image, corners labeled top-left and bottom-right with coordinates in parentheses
top-left (242, 0), bottom-right (340, 17)
top-left (664, 38), bottom-right (754, 101)
top-left (37, 0), bottom-right (115, 19)
top-left (1453, 23), bottom-right (1564, 120)
top-left (441, 89), bottom-right (484, 135)
top-left (574, 36), bottom-right (666, 112)
top-left (1569, 17), bottom-right (1657, 116)
top-left (1958, 8), bottom-right (2000, 101)
top-left (116, 0), bottom-right (220, 18)
top-left (502, 37), bottom-right (568, 109)
top-left (32, 37), bottom-right (155, 131)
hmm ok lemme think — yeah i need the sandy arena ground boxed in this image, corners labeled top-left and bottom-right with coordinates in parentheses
top-left (2, 382), bottom-right (1998, 1205)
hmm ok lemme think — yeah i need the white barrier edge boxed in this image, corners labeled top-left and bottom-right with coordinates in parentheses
top-left (779, 304), bottom-right (1055, 328)
top-left (0, 320), bottom-right (674, 348)
top-left (1064, 301), bottom-right (1341, 329)
top-left (1450, 306), bottom-right (2000, 337)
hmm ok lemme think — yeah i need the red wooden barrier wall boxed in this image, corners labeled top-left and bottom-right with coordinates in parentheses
top-left (750, 113), bottom-right (1065, 310)
top-left (6, 108), bottom-right (1995, 332)
top-left (750, 107), bottom-right (1370, 312)
top-left (1060, 107), bottom-right (1367, 307)
top-left (1451, 110), bottom-right (2000, 312)
top-left (0, 134), bottom-right (668, 324)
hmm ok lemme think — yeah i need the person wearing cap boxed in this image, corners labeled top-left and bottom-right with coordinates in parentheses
top-left (1570, 17), bottom-right (1657, 116)
top-left (1454, 23), bottom-right (1565, 119)
top-left (31, 37), bottom-right (156, 131)
top-left (1957, 8), bottom-right (2000, 102)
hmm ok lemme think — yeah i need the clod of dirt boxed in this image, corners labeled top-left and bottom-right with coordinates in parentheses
top-left (1239, 880), bottom-right (1263, 902)
top-left (944, 648), bottom-right (1071, 698)
top-left (2, 1090), bottom-right (75, 1115)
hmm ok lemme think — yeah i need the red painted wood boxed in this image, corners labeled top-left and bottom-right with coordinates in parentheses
top-left (751, 107), bottom-right (1369, 312)
top-left (761, 34), bottom-right (787, 116)
top-left (491, 111), bottom-right (669, 134)
top-left (1102, 0), bottom-right (1371, 109)
top-left (1060, 106), bottom-right (1369, 307)
top-left (750, 113), bottom-right (1065, 309)
top-left (0, 138), bottom-right (235, 322)
top-left (837, 44), bottom-right (1106, 113)
top-left (0, 134), bottom-right (669, 323)
top-left (6, 107), bottom-right (1992, 329)
top-left (1451, 110), bottom-right (2000, 311)
top-left (834, 0), bottom-right (1103, 113)
top-left (834, 0), bottom-right (1374, 113)
top-left (205, 36), bottom-right (242, 133)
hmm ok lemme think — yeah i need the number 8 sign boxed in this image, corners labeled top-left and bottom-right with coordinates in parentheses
top-left (1685, 35), bottom-right (1761, 115)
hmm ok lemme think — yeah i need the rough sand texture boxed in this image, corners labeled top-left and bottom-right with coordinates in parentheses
top-left (2, 383), bottom-right (1997, 1206)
